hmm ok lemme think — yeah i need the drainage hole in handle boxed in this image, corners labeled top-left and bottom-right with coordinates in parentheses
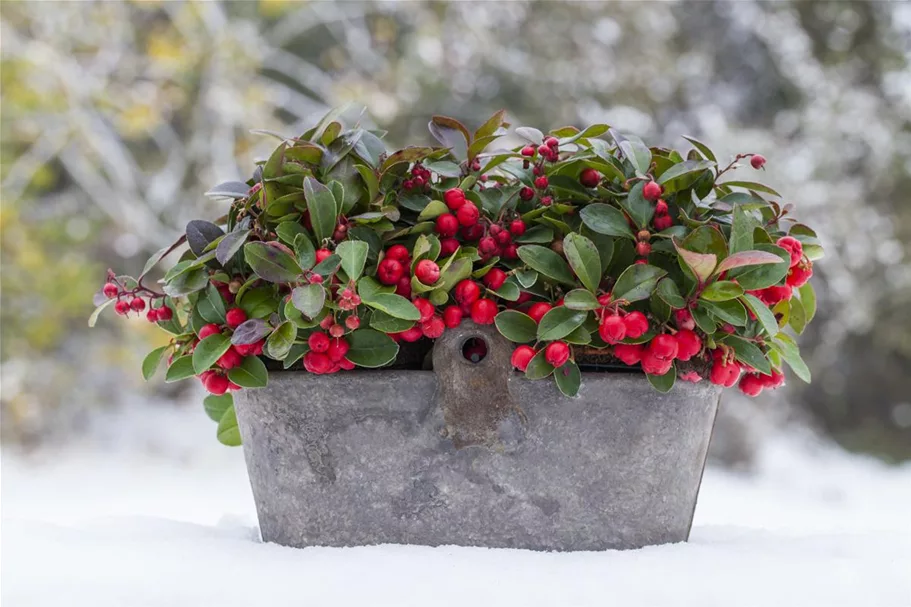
top-left (461, 337), bottom-right (488, 363)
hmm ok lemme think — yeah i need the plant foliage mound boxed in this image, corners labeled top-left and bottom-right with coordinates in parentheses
top-left (92, 108), bottom-right (822, 445)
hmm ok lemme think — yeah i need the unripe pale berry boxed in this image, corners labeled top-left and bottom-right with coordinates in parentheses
top-left (415, 259), bottom-right (441, 285)
top-left (329, 323), bottom-right (345, 338)
top-left (345, 315), bottom-right (361, 330)
top-left (511, 345), bottom-right (536, 372)
top-left (544, 341), bottom-right (570, 368)
top-left (636, 241), bottom-right (652, 257)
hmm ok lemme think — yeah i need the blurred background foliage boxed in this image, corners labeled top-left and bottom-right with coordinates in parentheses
top-left (2, 0), bottom-right (909, 461)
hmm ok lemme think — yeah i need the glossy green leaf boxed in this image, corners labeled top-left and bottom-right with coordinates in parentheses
top-left (336, 240), bottom-right (369, 280)
top-left (227, 355), bottom-right (269, 388)
top-left (798, 283), bottom-right (817, 323)
top-left (141, 346), bottom-right (168, 381)
top-left (216, 405), bottom-right (242, 447)
top-left (193, 334), bottom-right (232, 374)
top-left (524, 349), bottom-right (554, 379)
top-left (537, 308), bottom-right (588, 341)
top-left (244, 241), bottom-right (303, 283)
top-left (266, 320), bottom-right (296, 360)
top-left (656, 279), bottom-right (686, 309)
top-left (723, 335), bottom-right (772, 375)
top-left (646, 364), bottom-right (676, 393)
top-left (563, 289), bottom-right (600, 310)
top-left (346, 329), bottom-right (399, 368)
top-left (517, 245), bottom-right (576, 286)
top-left (495, 310), bottom-right (538, 343)
top-left (741, 294), bottom-right (779, 338)
top-left (204, 393), bottom-right (233, 422)
top-left (733, 245), bottom-right (790, 290)
top-left (702, 299), bottom-right (748, 326)
top-left (362, 292), bottom-right (420, 321)
top-left (611, 264), bottom-right (667, 303)
top-left (165, 355), bottom-right (196, 383)
top-left (773, 334), bottom-right (811, 383)
top-left (290, 284), bottom-right (325, 319)
top-left (674, 240), bottom-right (717, 283)
top-left (554, 360), bottom-right (581, 397)
top-left (563, 233), bottom-right (602, 293)
top-left (618, 181), bottom-right (654, 230)
top-left (657, 159), bottom-right (715, 185)
top-left (700, 281), bottom-right (744, 302)
top-left (303, 176), bottom-right (338, 243)
top-left (579, 203), bottom-right (635, 240)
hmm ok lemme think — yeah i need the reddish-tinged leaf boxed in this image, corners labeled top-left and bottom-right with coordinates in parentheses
top-left (673, 240), bottom-right (717, 283)
top-left (714, 250), bottom-right (785, 275)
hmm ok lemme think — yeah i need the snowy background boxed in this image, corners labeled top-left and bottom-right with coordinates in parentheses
top-left (2, 2), bottom-right (911, 604)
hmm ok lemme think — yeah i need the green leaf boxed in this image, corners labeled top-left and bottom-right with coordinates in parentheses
top-left (88, 298), bottom-right (115, 327)
top-left (204, 393), bottom-right (233, 422)
top-left (563, 233), bottom-right (602, 293)
top-left (798, 283), bottom-right (817, 323)
top-left (193, 334), bottom-right (232, 374)
top-left (346, 329), bottom-right (399, 368)
top-left (701, 299), bottom-right (748, 326)
top-left (216, 229), bottom-right (250, 266)
top-left (293, 233), bottom-right (316, 271)
top-left (674, 240), bottom-right (717, 283)
top-left (139, 242), bottom-right (180, 279)
top-left (239, 287), bottom-right (279, 319)
top-left (417, 199), bottom-right (449, 221)
top-left (723, 335), bottom-right (772, 375)
top-left (614, 132), bottom-right (652, 176)
top-left (656, 279), bottom-right (686, 309)
top-left (336, 240), bottom-right (369, 280)
top-left (244, 241), bottom-right (303, 283)
top-left (700, 281), bottom-right (744, 302)
top-left (657, 159), bottom-right (715, 185)
top-left (773, 334), bottom-right (811, 383)
top-left (733, 245), bottom-right (790, 290)
top-left (682, 136), bottom-right (717, 163)
top-left (788, 296), bottom-right (808, 335)
top-left (554, 360), bottom-right (581, 397)
top-left (266, 320), bottom-right (296, 360)
top-left (186, 220), bottom-right (224, 256)
top-left (563, 324), bottom-right (593, 345)
top-left (579, 203), bottom-right (635, 240)
top-left (494, 310), bottom-right (538, 343)
top-left (275, 221), bottom-right (306, 246)
top-left (291, 284), bottom-right (325, 319)
top-left (362, 292), bottom-right (420, 321)
top-left (198, 283), bottom-right (227, 324)
top-left (216, 405), bottom-right (242, 447)
top-left (141, 346), bottom-right (168, 381)
top-left (537, 308), bottom-right (588, 341)
top-left (494, 281), bottom-right (521, 301)
top-left (228, 355), bottom-right (269, 388)
top-left (646, 364), bottom-right (676, 393)
top-left (729, 206), bottom-right (755, 254)
top-left (691, 304), bottom-right (717, 334)
top-left (165, 355), bottom-right (196, 383)
top-left (515, 269), bottom-right (538, 288)
top-left (429, 115), bottom-right (470, 159)
top-left (741, 294), bottom-right (779, 338)
top-left (516, 245), bottom-right (576, 285)
top-left (303, 176), bottom-right (339, 243)
top-left (618, 181), bottom-right (654, 230)
top-left (163, 267), bottom-right (209, 297)
top-left (515, 224), bottom-right (555, 244)
top-left (715, 250), bottom-right (784, 275)
top-left (563, 289), bottom-right (600, 310)
top-left (524, 349), bottom-right (554, 379)
top-left (611, 264), bottom-right (667, 303)
top-left (718, 180), bottom-right (781, 197)
top-left (369, 310), bottom-right (415, 333)
top-left (262, 142), bottom-right (287, 180)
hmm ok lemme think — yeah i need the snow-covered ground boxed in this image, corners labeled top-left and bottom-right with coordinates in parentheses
top-left (2, 400), bottom-right (909, 607)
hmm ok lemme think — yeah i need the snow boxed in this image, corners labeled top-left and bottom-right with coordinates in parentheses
top-left (2, 401), bottom-right (910, 607)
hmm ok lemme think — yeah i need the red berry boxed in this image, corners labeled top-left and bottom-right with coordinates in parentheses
top-left (345, 315), bottom-right (361, 330)
top-left (614, 343), bottom-right (644, 366)
top-left (146, 308), bottom-right (159, 323)
top-left (520, 145), bottom-right (536, 157)
top-left (454, 280), bottom-right (481, 306)
top-left (502, 244), bottom-right (518, 259)
top-left (759, 285), bottom-right (793, 306)
top-left (545, 136), bottom-right (560, 149)
top-left (442, 305), bottom-right (463, 329)
top-left (643, 181), bottom-right (662, 201)
top-left (338, 358), bottom-right (355, 371)
top-left (675, 308), bottom-right (696, 331)
top-left (739, 373), bottom-right (764, 397)
top-left (385, 244), bottom-right (410, 263)
top-left (649, 334), bottom-right (679, 360)
top-left (534, 176), bottom-right (549, 190)
top-left (315, 248), bottom-right (332, 263)
top-left (511, 345), bottom-right (537, 372)
top-left (786, 261), bottom-right (813, 288)
top-left (460, 223), bottom-right (484, 241)
top-left (199, 323), bottom-right (221, 339)
top-left (674, 329), bottom-right (702, 361)
top-left (395, 275), bottom-right (412, 299)
top-left (509, 219), bottom-right (526, 236)
top-left (308, 332), bottom-right (331, 353)
top-left (653, 214), bottom-right (673, 231)
top-left (157, 306), bottom-right (173, 321)
top-left (495, 230), bottom-right (512, 245)
top-left (130, 297), bottom-right (146, 312)
top-left (519, 187), bottom-right (534, 201)
top-left (679, 371), bottom-right (702, 383)
top-left (750, 154), bottom-right (766, 170)
top-left (327, 337), bottom-right (349, 362)
top-left (640, 348), bottom-right (673, 376)
top-left (377, 258), bottom-right (405, 285)
top-left (435, 213), bottom-right (459, 237)
top-left (456, 202), bottom-right (480, 227)
top-left (217, 346), bottom-right (243, 370)
top-left (309, 274), bottom-right (324, 284)
top-left (636, 241), bottom-right (652, 257)
top-left (776, 236), bottom-right (804, 267)
top-left (439, 238), bottom-right (459, 257)
top-left (709, 355), bottom-right (741, 388)
top-left (599, 314), bottom-right (627, 344)
top-left (421, 315), bottom-right (445, 339)
top-left (413, 297), bottom-right (435, 323)
top-left (303, 351), bottom-right (333, 374)
top-left (103, 282), bottom-right (118, 298)
top-left (225, 308), bottom-right (247, 328)
top-left (479, 236), bottom-right (498, 255)
top-left (483, 268), bottom-right (508, 291)
top-left (329, 323), bottom-right (345, 338)
top-left (579, 168), bottom-right (601, 188)
top-left (527, 302), bottom-right (552, 324)
top-left (443, 188), bottom-right (466, 211)
top-left (655, 199), bottom-right (669, 215)
top-left (399, 325), bottom-right (424, 342)
top-left (414, 259), bottom-right (441, 285)
top-left (760, 369), bottom-right (785, 389)
top-left (204, 373), bottom-right (230, 395)
top-left (470, 298), bottom-right (498, 325)
top-left (623, 311), bottom-right (649, 339)
top-left (544, 341), bottom-right (570, 368)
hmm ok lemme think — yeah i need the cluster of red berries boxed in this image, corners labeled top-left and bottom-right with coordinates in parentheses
top-left (303, 332), bottom-right (353, 374)
top-left (103, 280), bottom-right (173, 323)
top-left (747, 236), bottom-right (813, 306)
top-left (402, 162), bottom-right (433, 193)
top-left (478, 219), bottom-right (524, 261)
top-left (336, 284), bottom-right (362, 311)
top-left (195, 311), bottom-right (258, 395)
